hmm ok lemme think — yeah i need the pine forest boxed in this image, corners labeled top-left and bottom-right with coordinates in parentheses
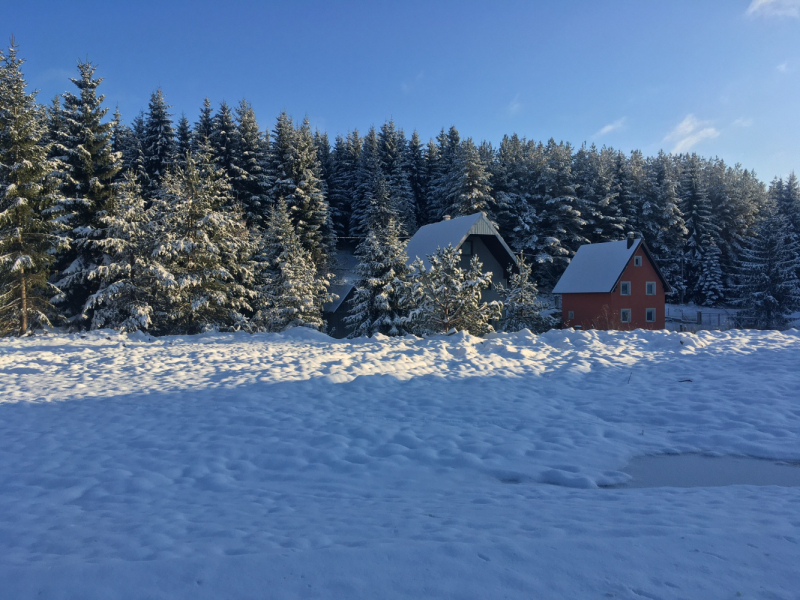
top-left (1, 41), bottom-right (799, 337)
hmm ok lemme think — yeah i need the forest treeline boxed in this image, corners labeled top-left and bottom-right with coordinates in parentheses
top-left (1, 42), bottom-right (799, 337)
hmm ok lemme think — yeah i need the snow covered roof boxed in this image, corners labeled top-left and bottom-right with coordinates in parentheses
top-left (552, 238), bottom-right (644, 294)
top-left (404, 213), bottom-right (517, 269)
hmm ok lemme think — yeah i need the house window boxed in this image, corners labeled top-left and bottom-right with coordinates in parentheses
top-left (646, 281), bottom-right (656, 295)
top-left (620, 281), bottom-right (631, 296)
top-left (621, 309), bottom-right (631, 323)
top-left (461, 241), bottom-right (473, 256)
top-left (646, 308), bottom-right (656, 322)
top-left (568, 311), bottom-right (574, 320)
top-left (634, 256), bottom-right (642, 267)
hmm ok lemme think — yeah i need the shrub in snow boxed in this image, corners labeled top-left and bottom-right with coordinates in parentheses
top-left (401, 244), bottom-right (502, 336)
top-left (495, 256), bottom-right (553, 333)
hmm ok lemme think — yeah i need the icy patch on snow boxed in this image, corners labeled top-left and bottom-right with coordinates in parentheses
top-left (611, 454), bottom-right (800, 488)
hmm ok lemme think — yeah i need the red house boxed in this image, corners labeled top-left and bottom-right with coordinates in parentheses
top-left (552, 234), bottom-right (672, 330)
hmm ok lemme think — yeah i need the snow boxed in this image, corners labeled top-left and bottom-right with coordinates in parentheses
top-left (552, 238), bottom-right (642, 294)
top-left (1, 328), bottom-right (799, 599)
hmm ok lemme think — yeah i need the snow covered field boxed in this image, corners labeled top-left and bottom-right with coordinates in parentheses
top-left (1, 328), bottom-right (799, 599)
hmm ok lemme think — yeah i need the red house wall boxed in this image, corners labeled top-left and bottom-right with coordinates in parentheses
top-left (560, 246), bottom-right (666, 330)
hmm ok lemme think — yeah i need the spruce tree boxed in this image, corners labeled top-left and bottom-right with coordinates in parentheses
top-left (735, 203), bottom-right (800, 329)
top-left (175, 113), bottom-right (192, 169)
top-left (142, 88), bottom-right (175, 196)
top-left (350, 126), bottom-right (381, 239)
top-left (0, 41), bottom-right (65, 335)
top-left (234, 99), bottom-right (269, 225)
top-left (52, 60), bottom-right (123, 323)
top-left (679, 154), bottom-right (717, 303)
top-left (266, 112), bottom-right (333, 270)
top-left (402, 245), bottom-right (502, 335)
top-left (378, 120), bottom-right (416, 234)
top-left (210, 100), bottom-right (244, 193)
top-left (405, 130), bottom-right (429, 227)
top-left (149, 152), bottom-right (255, 333)
top-left (192, 98), bottom-right (214, 157)
top-left (495, 256), bottom-right (552, 333)
top-left (572, 143), bottom-right (622, 244)
top-left (345, 217), bottom-right (409, 337)
top-left (494, 134), bottom-right (540, 253)
top-left (441, 137), bottom-right (494, 218)
top-left (531, 139), bottom-right (587, 287)
top-left (84, 172), bottom-right (157, 331)
top-left (251, 200), bottom-right (331, 332)
top-left (327, 132), bottom-right (359, 240)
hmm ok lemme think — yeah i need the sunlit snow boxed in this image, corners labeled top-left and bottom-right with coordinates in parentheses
top-left (0, 328), bottom-right (798, 598)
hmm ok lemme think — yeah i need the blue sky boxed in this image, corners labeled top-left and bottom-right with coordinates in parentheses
top-left (5, 0), bottom-right (799, 181)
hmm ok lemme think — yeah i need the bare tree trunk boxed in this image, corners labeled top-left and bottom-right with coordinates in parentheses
top-left (20, 270), bottom-right (28, 336)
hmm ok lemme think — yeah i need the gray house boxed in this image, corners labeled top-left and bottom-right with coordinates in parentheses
top-left (324, 212), bottom-right (518, 337)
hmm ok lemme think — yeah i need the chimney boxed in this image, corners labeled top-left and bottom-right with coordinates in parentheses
top-left (443, 215), bottom-right (451, 221)
top-left (627, 231), bottom-right (635, 249)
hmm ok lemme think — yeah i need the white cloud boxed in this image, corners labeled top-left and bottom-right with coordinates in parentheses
top-left (663, 114), bottom-right (720, 154)
top-left (507, 94), bottom-right (522, 116)
top-left (777, 62), bottom-right (789, 72)
top-left (733, 117), bottom-right (754, 127)
top-left (746, 0), bottom-right (800, 18)
top-left (594, 117), bottom-right (626, 137)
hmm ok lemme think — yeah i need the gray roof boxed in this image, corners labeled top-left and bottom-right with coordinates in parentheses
top-left (552, 238), bottom-right (642, 294)
top-left (404, 213), bottom-right (517, 269)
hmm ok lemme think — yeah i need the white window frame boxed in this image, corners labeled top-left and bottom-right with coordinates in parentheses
top-left (621, 309), bottom-right (632, 323)
top-left (620, 281), bottom-right (631, 296)
top-left (634, 256), bottom-right (642, 267)
top-left (646, 281), bottom-right (656, 296)
top-left (568, 311), bottom-right (574, 320)
top-left (645, 308), bottom-right (656, 323)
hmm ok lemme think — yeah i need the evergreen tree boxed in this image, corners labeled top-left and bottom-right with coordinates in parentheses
top-left (427, 126), bottom-right (461, 220)
top-left (210, 100), bottom-right (243, 193)
top-left (148, 152), bottom-right (255, 333)
top-left (327, 132), bottom-right (359, 240)
top-left (495, 256), bottom-right (552, 333)
top-left (679, 154), bottom-right (717, 303)
top-left (402, 245), bottom-right (502, 335)
top-left (350, 126), bottom-right (381, 239)
top-left (378, 120), bottom-right (416, 234)
top-left (251, 200), bottom-right (331, 332)
top-left (641, 151), bottom-right (686, 294)
top-left (494, 134), bottom-right (541, 253)
top-left (735, 202), bottom-right (800, 329)
top-left (697, 237), bottom-right (724, 306)
top-left (0, 41), bottom-right (64, 335)
top-left (175, 113), bottom-right (192, 169)
top-left (441, 137), bottom-right (494, 218)
top-left (83, 173), bottom-right (158, 331)
top-left (192, 97), bottom-right (214, 157)
top-left (405, 130), bottom-right (429, 227)
top-left (572, 143), bottom-right (623, 243)
top-left (142, 88), bottom-right (175, 196)
top-left (52, 60), bottom-right (123, 323)
top-left (345, 217), bottom-right (409, 337)
top-left (233, 99), bottom-right (268, 224)
top-left (775, 172), bottom-right (800, 236)
top-left (531, 139), bottom-right (587, 287)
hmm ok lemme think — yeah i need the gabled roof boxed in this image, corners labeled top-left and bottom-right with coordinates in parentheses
top-left (553, 238), bottom-right (658, 294)
top-left (404, 212), bottom-right (517, 269)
